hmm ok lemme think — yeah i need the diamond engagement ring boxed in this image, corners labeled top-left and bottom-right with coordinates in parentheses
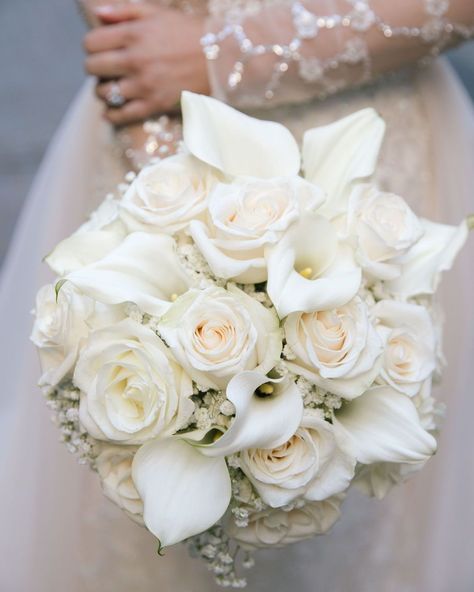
top-left (106, 82), bottom-right (126, 108)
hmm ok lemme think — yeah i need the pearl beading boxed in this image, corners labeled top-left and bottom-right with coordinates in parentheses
top-left (201, 0), bottom-right (474, 104)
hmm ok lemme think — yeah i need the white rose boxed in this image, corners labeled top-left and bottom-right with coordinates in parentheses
top-left (189, 177), bottom-right (324, 283)
top-left (120, 153), bottom-right (218, 234)
top-left (346, 184), bottom-right (423, 281)
top-left (31, 283), bottom-right (94, 388)
top-left (373, 300), bottom-right (436, 397)
top-left (79, 195), bottom-right (124, 234)
top-left (240, 410), bottom-right (355, 508)
top-left (96, 445), bottom-right (144, 524)
top-left (158, 285), bottom-right (282, 389)
top-left (354, 460), bottom-right (426, 500)
top-left (76, 318), bottom-right (194, 444)
top-left (413, 378), bottom-right (444, 431)
top-left (227, 497), bottom-right (342, 549)
top-left (285, 297), bottom-right (383, 399)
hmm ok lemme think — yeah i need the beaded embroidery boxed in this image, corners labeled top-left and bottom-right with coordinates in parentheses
top-left (201, 0), bottom-right (474, 104)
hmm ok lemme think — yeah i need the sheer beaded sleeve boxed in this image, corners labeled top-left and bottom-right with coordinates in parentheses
top-left (202, 0), bottom-right (474, 108)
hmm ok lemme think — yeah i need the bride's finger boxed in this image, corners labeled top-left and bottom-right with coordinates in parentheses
top-left (104, 99), bottom-right (151, 125)
top-left (83, 23), bottom-right (133, 54)
top-left (95, 78), bottom-right (142, 103)
top-left (85, 50), bottom-right (133, 78)
top-left (94, 3), bottom-right (159, 24)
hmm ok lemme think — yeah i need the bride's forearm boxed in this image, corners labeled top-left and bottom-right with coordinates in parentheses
top-left (203, 0), bottom-right (474, 108)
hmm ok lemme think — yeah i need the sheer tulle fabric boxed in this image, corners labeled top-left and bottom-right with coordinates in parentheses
top-left (205, 0), bottom-right (474, 108)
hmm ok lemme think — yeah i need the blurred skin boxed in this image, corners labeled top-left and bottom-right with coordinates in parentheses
top-left (83, 2), bottom-right (209, 125)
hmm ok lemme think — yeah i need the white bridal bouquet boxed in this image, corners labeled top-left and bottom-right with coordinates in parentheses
top-left (32, 92), bottom-right (469, 587)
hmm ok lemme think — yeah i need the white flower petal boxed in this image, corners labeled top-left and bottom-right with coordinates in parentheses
top-left (132, 438), bottom-right (231, 546)
top-left (287, 327), bottom-right (383, 401)
top-left (266, 215), bottom-right (361, 318)
top-left (181, 91), bottom-right (300, 178)
top-left (45, 230), bottom-right (125, 276)
top-left (385, 218), bottom-right (468, 297)
top-left (333, 386), bottom-right (437, 465)
top-left (189, 220), bottom-right (266, 283)
top-left (195, 371), bottom-right (303, 457)
top-left (303, 109), bottom-right (385, 218)
top-left (65, 232), bottom-right (190, 316)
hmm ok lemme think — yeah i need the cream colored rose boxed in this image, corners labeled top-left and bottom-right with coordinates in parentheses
top-left (158, 285), bottom-right (282, 389)
top-left (227, 497), bottom-right (343, 549)
top-left (240, 410), bottom-right (355, 508)
top-left (413, 378), bottom-right (444, 431)
top-left (31, 283), bottom-right (94, 388)
top-left (189, 177), bottom-right (324, 283)
top-left (285, 296), bottom-right (383, 399)
top-left (120, 153), bottom-right (218, 234)
top-left (96, 445), bottom-right (144, 524)
top-left (76, 318), bottom-right (194, 444)
top-left (347, 184), bottom-right (423, 281)
top-left (373, 300), bottom-right (436, 397)
top-left (354, 460), bottom-right (426, 500)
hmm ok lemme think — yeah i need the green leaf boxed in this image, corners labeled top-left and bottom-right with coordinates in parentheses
top-left (54, 279), bottom-right (67, 302)
top-left (156, 539), bottom-right (165, 557)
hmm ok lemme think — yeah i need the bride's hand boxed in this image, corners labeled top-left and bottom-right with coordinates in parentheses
top-left (83, 2), bottom-right (209, 125)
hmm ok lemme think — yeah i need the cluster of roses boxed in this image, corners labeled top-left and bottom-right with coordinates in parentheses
top-left (32, 93), bottom-right (468, 559)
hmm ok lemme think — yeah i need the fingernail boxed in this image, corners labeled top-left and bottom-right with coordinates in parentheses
top-left (94, 5), bottom-right (115, 14)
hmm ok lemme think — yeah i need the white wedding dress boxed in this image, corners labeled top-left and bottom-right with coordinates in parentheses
top-left (0, 1), bottom-right (473, 591)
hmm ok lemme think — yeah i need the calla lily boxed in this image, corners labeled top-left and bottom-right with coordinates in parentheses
top-left (181, 91), bottom-right (301, 178)
top-left (385, 218), bottom-right (468, 297)
top-left (45, 197), bottom-right (126, 276)
top-left (266, 214), bottom-right (361, 318)
top-left (193, 371), bottom-right (304, 457)
top-left (333, 386), bottom-right (437, 465)
top-left (65, 232), bottom-right (190, 317)
top-left (131, 371), bottom-right (304, 547)
top-left (303, 108), bottom-right (386, 219)
top-left (45, 230), bottom-right (125, 277)
top-left (132, 438), bottom-right (231, 547)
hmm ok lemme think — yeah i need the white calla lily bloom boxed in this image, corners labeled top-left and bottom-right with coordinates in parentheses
top-left (303, 108), bottom-right (386, 219)
top-left (132, 371), bottom-right (304, 547)
top-left (266, 214), bottom-right (361, 318)
top-left (195, 371), bottom-right (304, 457)
top-left (45, 198), bottom-right (126, 276)
top-left (65, 232), bottom-right (191, 317)
top-left (385, 218), bottom-right (468, 297)
top-left (333, 385), bottom-right (437, 465)
top-left (181, 91), bottom-right (301, 178)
